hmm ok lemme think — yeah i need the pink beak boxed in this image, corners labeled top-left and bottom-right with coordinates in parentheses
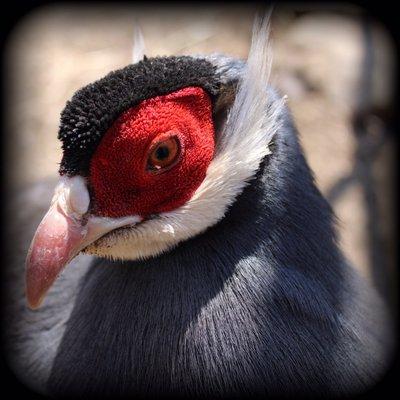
top-left (25, 177), bottom-right (140, 309)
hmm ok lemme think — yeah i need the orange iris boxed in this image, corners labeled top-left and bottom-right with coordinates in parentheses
top-left (147, 136), bottom-right (180, 172)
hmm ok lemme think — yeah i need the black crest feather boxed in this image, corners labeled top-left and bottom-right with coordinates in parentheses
top-left (58, 56), bottom-right (221, 176)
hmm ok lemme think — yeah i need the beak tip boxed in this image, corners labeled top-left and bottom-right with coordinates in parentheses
top-left (25, 256), bottom-right (48, 310)
top-left (27, 298), bottom-right (42, 310)
top-left (25, 277), bottom-right (45, 310)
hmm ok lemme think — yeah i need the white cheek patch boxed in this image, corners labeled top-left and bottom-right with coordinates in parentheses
top-left (84, 16), bottom-right (287, 262)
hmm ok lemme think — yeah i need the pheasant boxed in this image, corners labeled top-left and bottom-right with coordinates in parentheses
top-left (6, 18), bottom-right (392, 398)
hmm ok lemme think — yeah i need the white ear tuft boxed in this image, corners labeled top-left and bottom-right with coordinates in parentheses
top-left (86, 12), bottom-right (287, 261)
top-left (219, 11), bottom-right (274, 153)
top-left (132, 23), bottom-right (145, 64)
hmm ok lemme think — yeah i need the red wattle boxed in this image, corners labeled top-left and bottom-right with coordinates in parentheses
top-left (89, 86), bottom-right (215, 218)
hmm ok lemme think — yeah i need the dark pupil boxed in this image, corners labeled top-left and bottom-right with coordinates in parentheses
top-left (155, 146), bottom-right (170, 161)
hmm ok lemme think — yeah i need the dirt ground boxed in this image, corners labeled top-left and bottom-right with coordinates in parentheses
top-left (4, 3), bottom-right (396, 300)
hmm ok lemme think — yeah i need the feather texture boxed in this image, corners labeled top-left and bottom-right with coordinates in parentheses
top-left (3, 16), bottom-right (394, 398)
top-left (48, 106), bottom-right (393, 397)
top-left (85, 16), bottom-right (286, 261)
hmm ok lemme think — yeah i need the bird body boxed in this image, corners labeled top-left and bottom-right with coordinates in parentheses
top-left (5, 19), bottom-right (392, 398)
top-left (48, 109), bottom-right (390, 397)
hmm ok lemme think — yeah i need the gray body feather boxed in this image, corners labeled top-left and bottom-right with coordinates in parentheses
top-left (3, 55), bottom-right (393, 397)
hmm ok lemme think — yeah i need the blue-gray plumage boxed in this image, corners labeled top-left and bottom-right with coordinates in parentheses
top-left (47, 106), bottom-right (392, 397)
top-left (4, 24), bottom-right (393, 398)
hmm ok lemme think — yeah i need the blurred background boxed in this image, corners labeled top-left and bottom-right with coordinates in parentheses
top-left (3, 3), bottom-right (397, 310)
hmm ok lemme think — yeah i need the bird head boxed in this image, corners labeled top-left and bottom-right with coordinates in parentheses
top-left (26, 18), bottom-right (284, 309)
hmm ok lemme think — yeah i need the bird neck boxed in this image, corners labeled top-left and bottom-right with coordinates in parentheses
top-left (48, 109), bottom-right (343, 396)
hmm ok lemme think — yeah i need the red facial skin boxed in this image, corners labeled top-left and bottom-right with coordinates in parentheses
top-left (89, 86), bottom-right (215, 218)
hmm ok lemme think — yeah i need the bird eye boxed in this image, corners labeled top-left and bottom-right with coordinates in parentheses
top-left (147, 136), bottom-right (180, 172)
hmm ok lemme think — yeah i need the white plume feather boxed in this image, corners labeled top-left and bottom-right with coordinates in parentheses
top-left (87, 13), bottom-right (286, 260)
top-left (132, 24), bottom-right (145, 64)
